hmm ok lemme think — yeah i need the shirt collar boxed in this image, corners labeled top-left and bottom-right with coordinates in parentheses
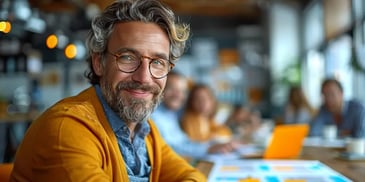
top-left (94, 85), bottom-right (150, 136)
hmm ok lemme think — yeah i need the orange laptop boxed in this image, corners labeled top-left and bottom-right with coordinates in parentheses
top-left (241, 124), bottom-right (309, 159)
top-left (263, 124), bottom-right (309, 159)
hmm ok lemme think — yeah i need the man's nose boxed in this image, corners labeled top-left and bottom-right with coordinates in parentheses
top-left (131, 60), bottom-right (153, 83)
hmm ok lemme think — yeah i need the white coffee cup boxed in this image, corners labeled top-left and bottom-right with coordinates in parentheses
top-left (346, 138), bottom-right (365, 155)
top-left (323, 125), bottom-right (337, 140)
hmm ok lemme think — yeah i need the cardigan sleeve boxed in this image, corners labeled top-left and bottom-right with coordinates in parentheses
top-left (11, 100), bottom-right (127, 182)
top-left (33, 109), bottom-right (111, 181)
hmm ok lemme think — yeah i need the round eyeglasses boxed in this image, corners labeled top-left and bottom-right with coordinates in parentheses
top-left (107, 50), bottom-right (174, 79)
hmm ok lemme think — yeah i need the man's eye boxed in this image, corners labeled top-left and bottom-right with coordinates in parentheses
top-left (119, 54), bottom-right (135, 62)
top-left (151, 59), bottom-right (166, 66)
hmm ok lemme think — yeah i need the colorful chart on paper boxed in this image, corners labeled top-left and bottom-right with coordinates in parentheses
top-left (207, 159), bottom-right (352, 182)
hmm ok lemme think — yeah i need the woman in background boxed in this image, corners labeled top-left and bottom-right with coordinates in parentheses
top-left (284, 86), bottom-right (316, 124)
top-left (181, 84), bottom-right (232, 143)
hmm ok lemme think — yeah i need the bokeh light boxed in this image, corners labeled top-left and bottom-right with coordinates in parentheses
top-left (64, 44), bottom-right (77, 59)
top-left (46, 34), bottom-right (58, 49)
top-left (0, 21), bottom-right (12, 33)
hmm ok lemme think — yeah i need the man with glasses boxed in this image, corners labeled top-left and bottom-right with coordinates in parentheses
top-left (309, 78), bottom-right (365, 138)
top-left (11, 0), bottom-right (205, 181)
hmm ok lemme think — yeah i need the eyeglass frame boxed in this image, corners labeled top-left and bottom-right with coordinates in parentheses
top-left (107, 48), bottom-right (175, 79)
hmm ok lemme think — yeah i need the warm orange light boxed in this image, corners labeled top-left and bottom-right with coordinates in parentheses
top-left (46, 34), bottom-right (58, 49)
top-left (0, 21), bottom-right (11, 33)
top-left (4, 22), bottom-right (11, 33)
top-left (64, 44), bottom-right (77, 59)
top-left (0, 21), bottom-right (6, 31)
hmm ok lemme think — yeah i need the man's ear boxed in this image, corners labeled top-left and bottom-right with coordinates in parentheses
top-left (92, 53), bottom-right (103, 76)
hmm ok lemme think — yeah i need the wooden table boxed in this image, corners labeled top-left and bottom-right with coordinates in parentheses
top-left (300, 146), bottom-right (365, 182)
top-left (195, 146), bottom-right (365, 182)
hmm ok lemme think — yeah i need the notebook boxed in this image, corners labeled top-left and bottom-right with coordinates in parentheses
top-left (241, 124), bottom-right (309, 159)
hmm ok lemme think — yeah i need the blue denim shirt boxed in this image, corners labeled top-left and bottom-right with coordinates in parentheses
top-left (95, 85), bottom-right (151, 181)
top-left (310, 100), bottom-right (365, 138)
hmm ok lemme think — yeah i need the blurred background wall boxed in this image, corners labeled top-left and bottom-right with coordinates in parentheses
top-left (1, 0), bottom-right (365, 120)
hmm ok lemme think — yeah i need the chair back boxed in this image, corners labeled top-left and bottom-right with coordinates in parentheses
top-left (0, 163), bottom-right (13, 182)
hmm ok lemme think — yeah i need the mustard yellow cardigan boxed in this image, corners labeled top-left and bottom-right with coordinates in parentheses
top-left (10, 87), bottom-right (205, 182)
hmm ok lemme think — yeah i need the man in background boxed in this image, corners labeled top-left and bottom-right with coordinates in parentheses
top-left (310, 78), bottom-right (365, 138)
top-left (151, 71), bottom-right (237, 159)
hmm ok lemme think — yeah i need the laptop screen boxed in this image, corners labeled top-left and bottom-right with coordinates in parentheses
top-left (263, 124), bottom-right (309, 159)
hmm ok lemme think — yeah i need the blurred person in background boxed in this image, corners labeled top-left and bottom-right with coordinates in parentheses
top-left (309, 78), bottom-right (365, 138)
top-left (224, 104), bottom-right (262, 143)
top-left (151, 71), bottom-right (238, 159)
top-left (284, 86), bottom-right (316, 124)
top-left (225, 105), bottom-right (252, 131)
top-left (181, 84), bottom-right (233, 143)
top-left (10, 0), bottom-right (206, 181)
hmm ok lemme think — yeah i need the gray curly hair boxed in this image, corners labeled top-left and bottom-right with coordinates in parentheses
top-left (85, 0), bottom-right (190, 85)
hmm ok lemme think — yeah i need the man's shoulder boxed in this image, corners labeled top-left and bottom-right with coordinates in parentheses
top-left (52, 87), bottom-right (96, 109)
top-left (348, 99), bottom-right (365, 109)
top-left (39, 87), bottom-right (100, 122)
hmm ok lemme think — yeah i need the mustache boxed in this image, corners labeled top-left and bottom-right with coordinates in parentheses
top-left (116, 81), bottom-right (161, 95)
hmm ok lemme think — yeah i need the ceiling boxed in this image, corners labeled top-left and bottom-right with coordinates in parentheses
top-left (29, 0), bottom-right (262, 15)
top-left (28, 0), bottom-right (311, 22)
top-left (10, 0), bottom-right (311, 48)
top-left (161, 0), bottom-right (262, 17)
top-left (1, 0), bottom-right (310, 60)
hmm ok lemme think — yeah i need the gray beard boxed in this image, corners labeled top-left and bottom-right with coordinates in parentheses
top-left (100, 80), bottom-right (162, 124)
